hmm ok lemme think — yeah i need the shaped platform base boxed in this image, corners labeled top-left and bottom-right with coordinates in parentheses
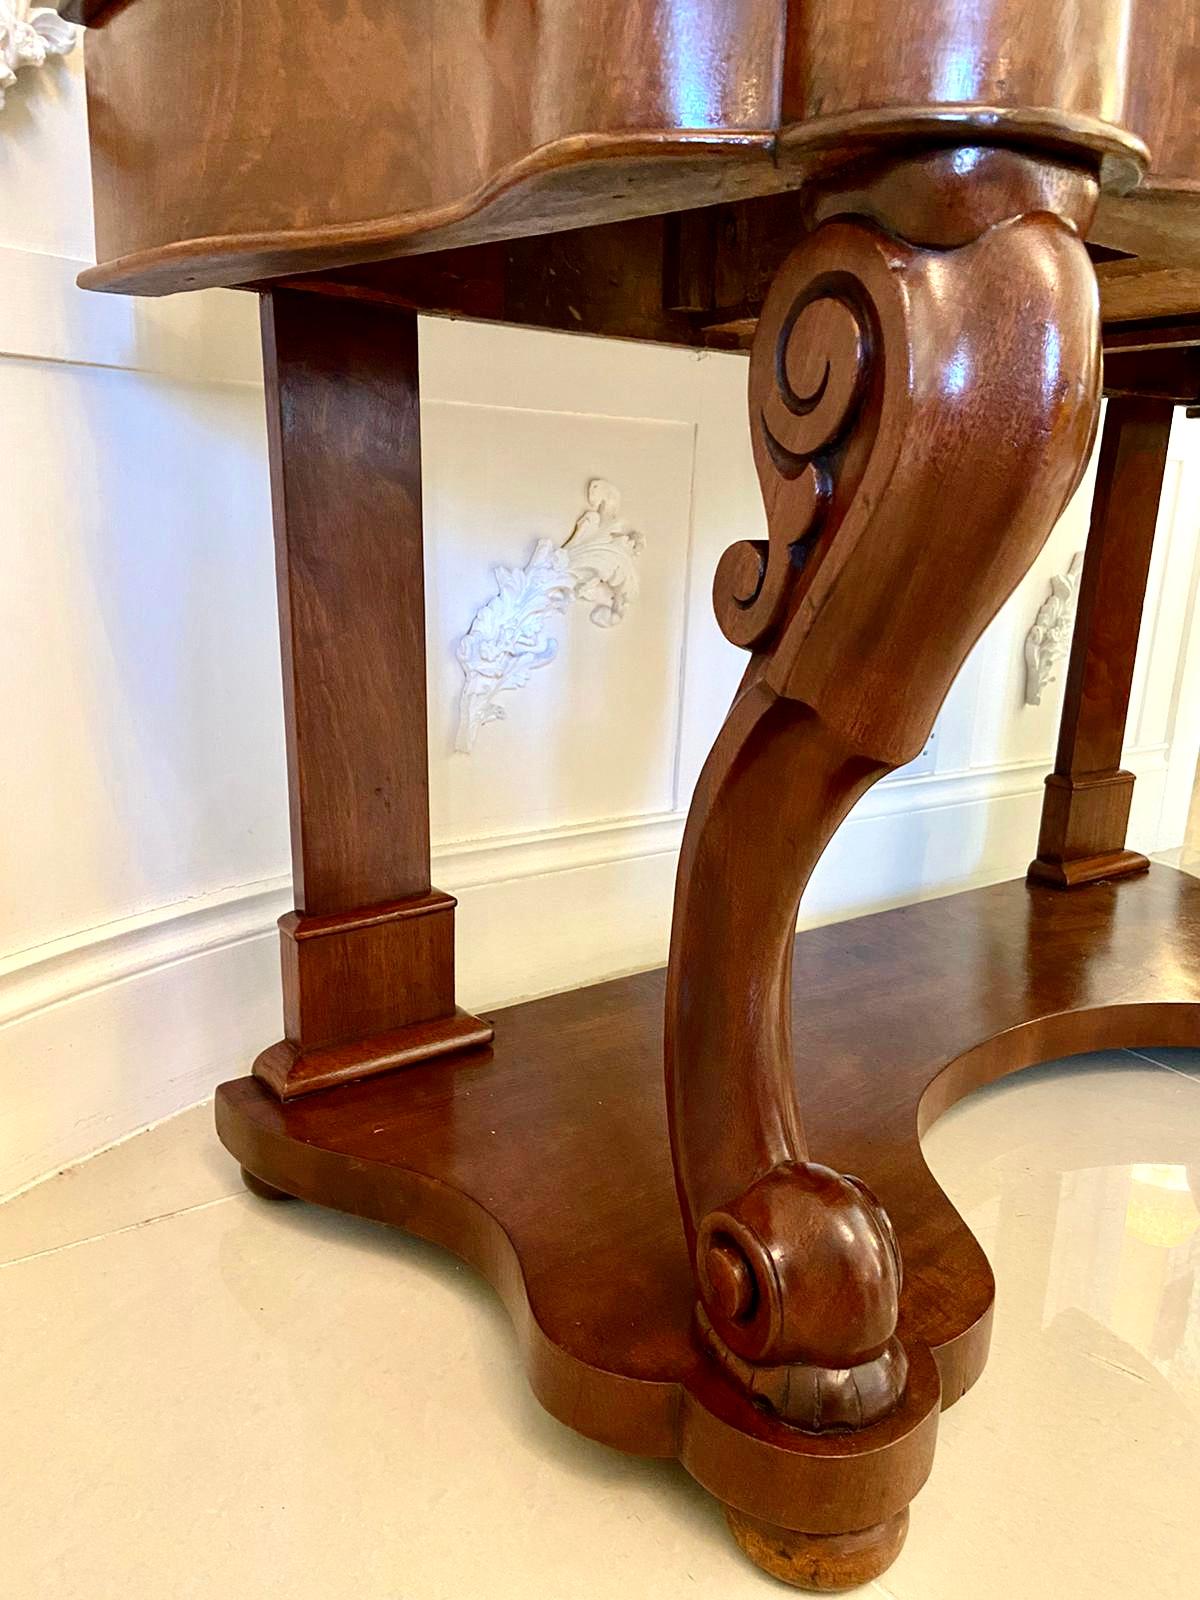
top-left (216, 867), bottom-right (1200, 1588)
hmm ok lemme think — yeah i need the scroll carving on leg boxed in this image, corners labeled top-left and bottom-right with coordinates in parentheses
top-left (666, 149), bottom-right (1103, 1581)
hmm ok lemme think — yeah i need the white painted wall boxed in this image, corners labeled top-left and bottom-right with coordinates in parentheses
top-left (4, 47), bottom-right (1200, 1197)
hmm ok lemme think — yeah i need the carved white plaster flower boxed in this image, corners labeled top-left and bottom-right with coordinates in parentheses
top-left (1024, 551), bottom-right (1085, 707)
top-left (455, 480), bottom-right (645, 752)
top-left (1, 4), bottom-right (76, 110)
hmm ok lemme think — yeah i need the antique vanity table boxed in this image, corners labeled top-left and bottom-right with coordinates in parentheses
top-left (61, 1), bottom-right (1200, 1590)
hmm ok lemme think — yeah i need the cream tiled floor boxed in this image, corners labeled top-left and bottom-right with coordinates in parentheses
top-left (4, 1050), bottom-right (1200, 1599)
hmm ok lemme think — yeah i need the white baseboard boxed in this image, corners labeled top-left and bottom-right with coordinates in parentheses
top-left (0, 923), bottom-right (284, 1203)
top-left (0, 751), bottom-right (1178, 1200)
top-left (0, 878), bottom-right (292, 1030)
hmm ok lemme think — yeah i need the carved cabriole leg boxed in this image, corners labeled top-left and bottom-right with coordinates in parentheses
top-left (252, 289), bottom-right (492, 1102)
top-left (1028, 395), bottom-right (1174, 888)
top-left (666, 148), bottom-right (1102, 1590)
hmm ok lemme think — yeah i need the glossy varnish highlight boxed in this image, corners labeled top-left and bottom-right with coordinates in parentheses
top-left (60, 0), bottom-right (1200, 1587)
top-left (63, 0), bottom-right (1200, 294)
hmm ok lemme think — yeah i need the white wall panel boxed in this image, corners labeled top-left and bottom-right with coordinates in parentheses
top-left (424, 403), bottom-right (694, 839)
top-left (1130, 453), bottom-right (1191, 756)
top-left (0, 50), bottom-right (92, 259)
top-left (0, 356), bottom-right (286, 955)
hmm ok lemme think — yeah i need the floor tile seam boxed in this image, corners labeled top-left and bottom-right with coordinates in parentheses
top-left (0, 1191), bottom-right (244, 1270)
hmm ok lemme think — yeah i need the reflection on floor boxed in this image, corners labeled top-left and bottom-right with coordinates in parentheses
top-left (2, 1048), bottom-right (1197, 1598)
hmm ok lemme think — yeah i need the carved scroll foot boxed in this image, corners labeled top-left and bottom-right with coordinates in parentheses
top-left (725, 1504), bottom-right (910, 1593)
top-left (695, 1162), bottom-right (907, 1429)
top-left (665, 145), bottom-right (1103, 1561)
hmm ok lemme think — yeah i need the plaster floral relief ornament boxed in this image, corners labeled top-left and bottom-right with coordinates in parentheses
top-left (1024, 550), bottom-right (1085, 706)
top-left (1, 2), bottom-right (76, 109)
top-left (455, 478), bottom-right (645, 752)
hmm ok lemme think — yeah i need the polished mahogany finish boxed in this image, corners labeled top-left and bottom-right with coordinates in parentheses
top-left (667, 147), bottom-right (1100, 1450)
top-left (62, 0), bottom-right (1200, 1589)
top-left (70, 0), bottom-right (786, 293)
top-left (218, 869), bottom-right (1200, 1576)
top-left (57, 0), bottom-right (1200, 297)
top-left (255, 289), bottom-right (490, 1098)
top-left (1030, 396), bottom-right (1174, 889)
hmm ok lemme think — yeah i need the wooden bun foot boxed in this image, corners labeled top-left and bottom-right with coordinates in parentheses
top-left (240, 1167), bottom-right (294, 1202)
top-left (724, 1505), bottom-right (909, 1592)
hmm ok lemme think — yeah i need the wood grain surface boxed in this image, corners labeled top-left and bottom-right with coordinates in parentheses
top-left (217, 868), bottom-right (1200, 1547)
top-left (1030, 395), bottom-right (1174, 889)
top-left (62, 0), bottom-right (1197, 296)
top-left (660, 147), bottom-right (1100, 1481)
top-left (255, 289), bottom-right (491, 1099)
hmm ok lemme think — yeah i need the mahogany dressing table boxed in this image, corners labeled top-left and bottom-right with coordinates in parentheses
top-left (60, 1), bottom-right (1200, 1589)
